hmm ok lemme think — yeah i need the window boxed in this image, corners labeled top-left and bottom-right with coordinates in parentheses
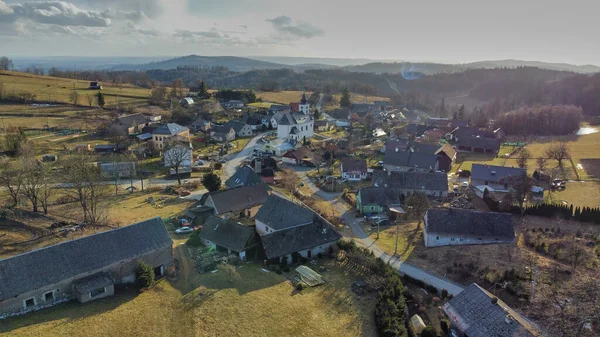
top-left (24, 298), bottom-right (35, 308)
top-left (436, 236), bottom-right (439, 240)
top-left (90, 287), bottom-right (106, 298)
top-left (44, 291), bottom-right (54, 302)
top-left (450, 237), bottom-right (455, 241)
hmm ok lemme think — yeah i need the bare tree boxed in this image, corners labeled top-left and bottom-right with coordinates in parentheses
top-left (164, 141), bottom-right (192, 185)
top-left (546, 142), bottom-right (571, 167)
top-left (566, 236), bottom-right (587, 271)
top-left (62, 154), bottom-right (109, 225)
top-left (280, 169), bottom-right (298, 194)
top-left (405, 192), bottom-right (430, 228)
top-left (501, 243), bottom-right (517, 263)
top-left (87, 95), bottom-right (94, 107)
top-left (536, 157), bottom-right (547, 172)
top-left (0, 160), bottom-right (23, 206)
top-left (516, 148), bottom-right (531, 168)
top-left (509, 172), bottom-right (533, 216)
top-left (69, 88), bottom-right (80, 106)
top-left (38, 167), bottom-right (55, 214)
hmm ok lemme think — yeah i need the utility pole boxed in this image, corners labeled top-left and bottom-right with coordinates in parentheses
top-left (530, 265), bottom-right (539, 300)
top-left (394, 220), bottom-right (399, 255)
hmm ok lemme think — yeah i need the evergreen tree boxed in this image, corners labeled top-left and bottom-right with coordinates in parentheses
top-left (198, 80), bottom-right (208, 98)
top-left (96, 92), bottom-right (105, 108)
top-left (340, 88), bottom-right (352, 108)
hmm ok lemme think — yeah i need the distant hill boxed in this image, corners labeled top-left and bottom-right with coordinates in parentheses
top-left (111, 55), bottom-right (292, 72)
top-left (344, 60), bottom-right (600, 75)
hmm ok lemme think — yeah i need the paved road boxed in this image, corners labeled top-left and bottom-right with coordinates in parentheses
top-left (223, 133), bottom-right (265, 179)
top-left (293, 167), bottom-right (464, 296)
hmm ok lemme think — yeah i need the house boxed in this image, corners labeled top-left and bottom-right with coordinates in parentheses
top-left (275, 112), bottom-right (314, 141)
top-left (268, 104), bottom-right (291, 115)
top-left (314, 119), bottom-right (331, 131)
top-left (494, 128), bottom-right (506, 140)
top-left (223, 100), bottom-right (244, 109)
top-left (356, 187), bottom-right (403, 215)
top-left (89, 81), bottom-right (102, 90)
top-left (457, 136), bottom-right (500, 153)
top-left (190, 119), bottom-right (211, 132)
top-left (98, 161), bottom-right (136, 178)
top-left (225, 165), bottom-right (265, 188)
top-left (152, 123), bottom-right (190, 150)
top-left (201, 184), bottom-right (269, 219)
top-left (198, 216), bottom-right (259, 261)
top-left (373, 101), bottom-right (389, 110)
top-left (260, 138), bottom-right (297, 156)
top-left (163, 142), bottom-right (193, 168)
top-left (113, 113), bottom-right (149, 135)
top-left (372, 170), bottom-right (449, 198)
top-left (282, 146), bottom-right (314, 166)
top-left (384, 147), bottom-right (439, 172)
top-left (423, 208), bottom-right (514, 247)
top-left (256, 195), bottom-right (341, 262)
top-left (181, 98), bottom-right (194, 106)
top-left (382, 139), bottom-right (409, 153)
top-left (406, 124), bottom-right (429, 137)
top-left (136, 133), bottom-right (152, 142)
top-left (0, 218), bottom-right (172, 317)
top-left (341, 157), bottom-right (368, 181)
top-left (351, 103), bottom-right (377, 116)
top-left (210, 125), bottom-right (236, 143)
top-left (426, 117), bottom-right (457, 130)
top-left (434, 143), bottom-right (457, 172)
top-left (442, 283), bottom-right (539, 337)
top-left (470, 164), bottom-right (527, 191)
top-left (245, 116), bottom-right (263, 131)
top-left (372, 128), bottom-right (387, 138)
top-left (450, 127), bottom-right (495, 142)
top-left (226, 121), bottom-right (253, 137)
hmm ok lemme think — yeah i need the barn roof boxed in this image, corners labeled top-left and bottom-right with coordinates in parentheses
top-left (425, 208), bottom-right (514, 239)
top-left (0, 217), bottom-right (171, 300)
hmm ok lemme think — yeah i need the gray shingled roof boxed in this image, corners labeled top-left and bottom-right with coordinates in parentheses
top-left (471, 164), bottom-right (526, 183)
top-left (384, 149), bottom-right (438, 170)
top-left (457, 136), bottom-right (500, 151)
top-left (117, 113), bottom-right (147, 127)
top-left (225, 165), bottom-right (264, 188)
top-left (153, 123), bottom-right (188, 136)
top-left (385, 139), bottom-right (409, 153)
top-left (255, 195), bottom-right (315, 231)
top-left (72, 271), bottom-right (115, 294)
top-left (358, 187), bottom-right (403, 206)
top-left (406, 124), bottom-right (429, 136)
top-left (198, 216), bottom-right (258, 252)
top-left (443, 283), bottom-right (539, 337)
top-left (260, 219), bottom-right (341, 259)
top-left (0, 217), bottom-right (171, 300)
top-left (225, 120), bottom-right (249, 133)
top-left (206, 184), bottom-right (269, 214)
top-left (425, 208), bottom-right (514, 239)
top-left (453, 127), bottom-right (496, 139)
top-left (372, 170), bottom-right (448, 191)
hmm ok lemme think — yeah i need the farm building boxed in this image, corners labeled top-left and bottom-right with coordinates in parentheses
top-left (423, 208), bottom-right (514, 248)
top-left (356, 187), bottom-right (403, 215)
top-left (0, 218), bottom-right (172, 318)
top-left (470, 164), bottom-right (527, 191)
top-left (198, 216), bottom-right (259, 261)
top-left (200, 184), bottom-right (269, 219)
top-left (372, 170), bottom-right (449, 198)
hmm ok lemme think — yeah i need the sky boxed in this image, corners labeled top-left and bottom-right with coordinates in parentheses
top-left (1, 0), bottom-right (599, 65)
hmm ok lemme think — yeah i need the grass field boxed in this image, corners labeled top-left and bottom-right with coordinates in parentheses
top-left (0, 71), bottom-right (151, 107)
top-left (256, 91), bottom-right (308, 105)
top-left (1, 259), bottom-right (376, 337)
top-left (368, 221), bottom-right (419, 261)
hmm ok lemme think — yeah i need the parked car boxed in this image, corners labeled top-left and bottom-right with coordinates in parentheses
top-left (458, 169), bottom-right (471, 178)
top-left (195, 160), bottom-right (205, 166)
top-left (461, 181), bottom-right (469, 188)
top-left (365, 215), bottom-right (388, 222)
top-left (371, 219), bottom-right (389, 228)
top-left (219, 159), bottom-right (227, 164)
top-left (175, 226), bottom-right (193, 234)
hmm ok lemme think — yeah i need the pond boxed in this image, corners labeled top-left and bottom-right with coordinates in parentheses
top-left (576, 127), bottom-right (598, 135)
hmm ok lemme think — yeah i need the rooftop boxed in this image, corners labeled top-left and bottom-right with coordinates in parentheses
top-left (206, 184), bottom-right (269, 214)
top-left (471, 164), bottom-right (526, 182)
top-left (198, 216), bottom-right (258, 252)
top-left (225, 165), bottom-right (264, 188)
top-left (255, 194), bottom-right (315, 231)
top-left (0, 217), bottom-right (171, 300)
top-left (260, 219), bottom-right (341, 259)
top-left (358, 187), bottom-right (403, 206)
top-left (425, 208), bottom-right (514, 239)
top-left (341, 157), bottom-right (368, 173)
top-left (372, 170), bottom-right (448, 191)
top-left (117, 113), bottom-right (147, 127)
top-left (384, 148), bottom-right (438, 170)
top-left (443, 283), bottom-right (539, 337)
top-left (153, 123), bottom-right (189, 136)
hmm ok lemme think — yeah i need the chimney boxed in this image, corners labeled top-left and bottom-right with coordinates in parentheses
top-left (388, 170), bottom-right (391, 176)
top-left (491, 297), bottom-right (498, 305)
top-left (255, 159), bottom-right (262, 174)
top-left (491, 170), bottom-right (496, 176)
top-left (395, 147), bottom-right (399, 152)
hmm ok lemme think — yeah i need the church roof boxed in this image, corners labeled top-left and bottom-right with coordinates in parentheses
top-left (301, 93), bottom-right (308, 104)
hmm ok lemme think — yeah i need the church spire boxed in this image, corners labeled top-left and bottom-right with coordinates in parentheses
top-left (300, 92), bottom-right (308, 104)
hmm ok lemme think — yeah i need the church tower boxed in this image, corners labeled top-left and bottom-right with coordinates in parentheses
top-left (299, 93), bottom-right (310, 115)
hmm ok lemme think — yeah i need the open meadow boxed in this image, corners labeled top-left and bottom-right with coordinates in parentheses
top-left (0, 71), bottom-right (151, 107)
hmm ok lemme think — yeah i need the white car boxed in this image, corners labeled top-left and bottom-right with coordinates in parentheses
top-left (462, 181), bottom-right (469, 188)
top-left (175, 226), bottom-right (194, 234)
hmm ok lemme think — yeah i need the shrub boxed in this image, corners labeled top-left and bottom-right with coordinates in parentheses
top-left (421, 327), bottom-right (437, 337)
top-left (219, 262), bottom-right (240, 282)
top-left (296, 283), bottom-right (304, 291)
top-left (283, 267), bottom-right (291, 273)
top-left (275, 268), bottom-right (282, 274)
top-left (441, 289), bottom-right (448, 299)
top-left (135, 261), bottom-right (156, 289)
top-left (186, 230), bottom-right (202, 246)
top-left (440, 320), bottom-right (450, 334)
top-left (317, 253), bottom-right (323, 259)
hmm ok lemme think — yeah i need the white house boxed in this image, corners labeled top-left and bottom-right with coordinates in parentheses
top-left (341, 157), bottom-right (368, 181)
top-left (423, 208), bottom-right (515, 248)
top-left (271, 93), bottom-right (314, 141)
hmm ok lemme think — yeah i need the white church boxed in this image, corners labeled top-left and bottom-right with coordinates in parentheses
top-left (271, 93), bottom-right (314, 141)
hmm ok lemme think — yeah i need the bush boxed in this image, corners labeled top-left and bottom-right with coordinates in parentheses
top-left (135, 261), bottom-right (156, 289)
top-left (296, 283), bottom-right (304, 291)
top-left (283, 267), bottom-right (291, 273)
top-left (440, 320), bottom-right (449, 334)
top-left (186, 230), bottom-right (202, 246)
top-left (275, 268), bottom-right (282, 274)
top-left (441, 289), bottom-right (448, 299)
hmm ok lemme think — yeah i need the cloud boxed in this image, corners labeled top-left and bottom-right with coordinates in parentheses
top-left (102, 8), bottom-right (147, 23)
top-left (126, 21), bottom-right (160, 37)
top-left (173, 28), bottom-right (259, 47)
top-left (3, 1), bottom-right (110, 27)
top-left (266, 15), bottom-right (324, 39)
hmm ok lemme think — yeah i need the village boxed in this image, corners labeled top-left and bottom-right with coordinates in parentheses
top-left (1, 72), bottom-right (599, 337)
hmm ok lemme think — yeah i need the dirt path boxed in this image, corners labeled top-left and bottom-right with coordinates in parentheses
top-left (172, 241), bottom-right (202, 294)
